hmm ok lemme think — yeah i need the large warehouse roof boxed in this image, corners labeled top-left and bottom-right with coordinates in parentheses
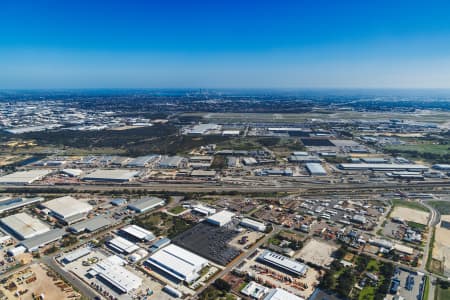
top-left (82, 169), bottom-right (139, 182)
top-left (264, 288), bottom-right (305, 300)
top-left (338, 163), bottom-right (428, 171)
top-left (1, 212), bottom-right (50, 240)
top-left (91, 256), bottom-right (142, 294)
top-left (127, 197), bottom-right (165, 213)
top-left (120, 225), bottom-right (155, 241)
top-left (108, 236), bottom-right (139, 254)
top-left (0, 169), bottom-right (52, 185)
top-left (305, 163), bottom-right (327, 175)
top-left (258, 250), bottom-right (308, 276)
top-left (19, 228), bottom-right (66, 251)
top-left (146, 244), bottom-right (208, 283)
top-left (69, 215), bottom-right (113, 234)
top-left (43, 196), bottom-right (92, 220)
top-left (207, 210), bottom-right (235, 227)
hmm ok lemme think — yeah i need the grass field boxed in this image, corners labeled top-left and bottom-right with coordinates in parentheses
top-left (429, 201), bottom-right (450, 215)
top-left (435, 283), bottom-right (450, 300)
top-left (384, 143), bottom-right (450, 155)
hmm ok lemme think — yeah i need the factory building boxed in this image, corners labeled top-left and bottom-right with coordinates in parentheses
top-left (305, 163), bottom-right (327, 176)
top-left (107, 236), bottom-right (140, 254)
top-left (119, 225), bottom-right (155, 242)
top-left (207, 210), bottom-right (235, 227)
top-left (1, 212), bottom-right (50, 240)
top-left (60, 169), bottom-right (83, 177)
top-left (43, 196), bottom-right (93, 225)
top-left (127, 197), bottom-right (165, 213)
top-left (90, 256), bottom-right (142, 294)
top-left (240, 218), bottom-right (266, 232)
top-left (432, 164), bottom-right (450, 171)
top-left (258, 250), bottom-right (308, 277)
top-left (0, 169), bottom-right (52, 185)
top-left (146, 244), bottom-right (208, 283)
top-left (82, 169), bottom-right (139, 182)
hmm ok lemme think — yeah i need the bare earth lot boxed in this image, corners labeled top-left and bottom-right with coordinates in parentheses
top-left (390, 206), bottom-right (429, 225)
top-left (433, 215), bottom-right (450, 276)
top-left (295, 239), bottom-right (338, 268)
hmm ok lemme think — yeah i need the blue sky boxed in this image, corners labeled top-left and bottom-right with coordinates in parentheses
top-left (1, 0), bottom-right (450, 89)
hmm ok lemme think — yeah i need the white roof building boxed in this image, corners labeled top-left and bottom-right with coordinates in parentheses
top-left (146, 244), bottom-right (208, 283)
top-left (1, 212), bottom-right (50, 240)
top-left (258, 250), bottom-right (308, 276)
top-left (240, 218), bottom-right (266, 232)
top-left (107, 236), bottom-right (140, 254)
top-left (192, 204), bottom-right (216, 216)
top-left (91, 256), bottom-right (142, 294)
top-left (43, 196), bottom-right (92, 223)
top-left (264, 288), bottom-right (305, 300)
top-left (0, 169), bottom-right (52, 185)
top-left (119, 225), bottom-right (155, 242)
top-left (207, 210), bottom-right (235, 227)
top-left (82, 169), bottom-right (139, 182)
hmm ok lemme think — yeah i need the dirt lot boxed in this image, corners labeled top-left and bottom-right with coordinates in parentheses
top-left (295, 239), bottom-right (338, 268)
top-left (0, 263), bottom-right (80, 300)
top-left (390, 206), bottom-right (429, 225)
top-left (229, 230), bottom-right (265, 250)
top-left (432, 215), bottom-right (450, 276)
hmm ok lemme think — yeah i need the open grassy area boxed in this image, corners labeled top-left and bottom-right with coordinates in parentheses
top-left (359, 286), bottom-right (376, 300)
top-left (435, 282), bottom-right (450, 300)
top-left (429, 201), bottom-right (450, 215)
top-left (384, 143), bottom-right (450, 155)
top-left (168, 205), bottom-right (186, 214)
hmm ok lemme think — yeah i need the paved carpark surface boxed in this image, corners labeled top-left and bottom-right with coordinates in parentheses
top-left (395, 268), bottom-right (424, 300)
top-left (382, 220), bottom-right (404, 240)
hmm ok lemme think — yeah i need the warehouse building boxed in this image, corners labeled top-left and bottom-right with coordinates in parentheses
top-left (305, 163), bottom-right (327, 176)
top-left (432, 164), bottom-right (450, 171)
top-left (62, 247), bottom-right (91, 264)
top-left (192, 204), bottom-right (216, 216)
top-left (0, 196), bottom-right (44, 214)
top-left (60, 169), bottom-right (83, 177)
top-left (258, 250), bottom-right (308, 277)
top-left (19, 228), bottom-right (67, 251)
top-left (127, 197), bottom-right (165, 213)
top-left (264, 288), bottom-right (305, 300)
top-left (146, 244), bottom-right (208, 283)
top-left (338, 163), bottom-right (428, 171)
top-left (158, 156), bottom-right (186, 169)
top-left (0, 169), bottom-right (52, 185)
top-left (207, 210), bottom-right (235, 227)
top-left (1, 212), bottom-right (50, 240)
top-left (68, 216), bottom-right (113, 234)
top-left (107, 236), bottom-right (140, 254)
top-left (190, 170), bottom-right (217, 178)
top-left (43, 196), bottom-right (93, 224)
top-left (126, 155), bottom-right (160, 167)
top-left (90, 256), bottom-right (142, 294)
top-left (82, 169), bottom-right (139, 182)
top-left (240, 218), bottom-right (266, 232)
top-left (119, 225), bottom-right (155, 242)
top-left (187, 123), bottom-right (221, 135)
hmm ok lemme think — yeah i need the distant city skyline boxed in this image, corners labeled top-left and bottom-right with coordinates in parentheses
top-left (2, 0), bottom-right (450, 89)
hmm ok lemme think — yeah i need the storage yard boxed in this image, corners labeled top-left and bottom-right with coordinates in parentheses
top-left (0, 264), bottom-right (81, 300)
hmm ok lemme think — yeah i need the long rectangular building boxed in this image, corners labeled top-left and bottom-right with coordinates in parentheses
top-left (0, 169), bottom-right (52, 185)
top-left (338, 163), bottom-right (428, 171)
top-left (1, 212), bottom-right (50, 240)
top-left (258, 250), bottom-right (308, 276)
top-left (91, 256), bottom-right (142, 294)
top-left (43, 196), bottom-right (93, 224)
top-left (146, 244), bottom-right (208, 283)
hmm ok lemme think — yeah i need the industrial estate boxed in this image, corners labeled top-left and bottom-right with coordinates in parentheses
top-left (0, 91), bottom-right (450, 300)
